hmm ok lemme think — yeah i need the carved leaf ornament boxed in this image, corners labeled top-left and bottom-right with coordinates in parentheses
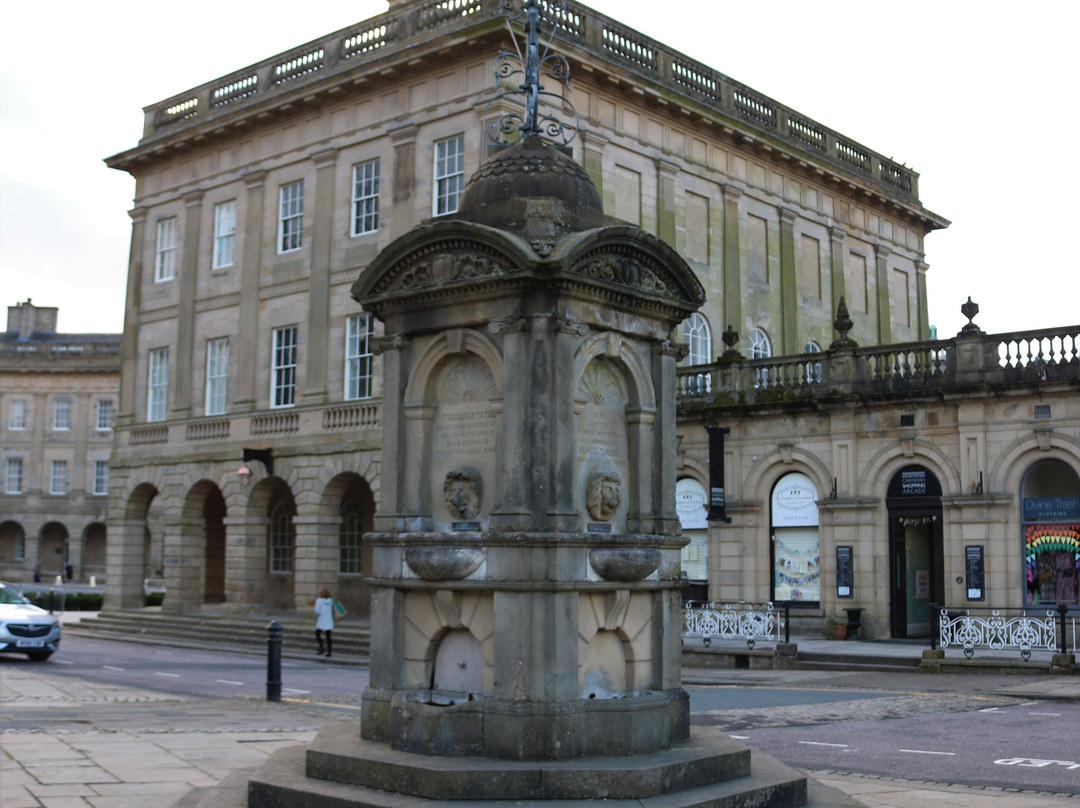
top-left (570, 250), bottom-right (699, 304)
top-left (397, 251), bottom-right (506, 291)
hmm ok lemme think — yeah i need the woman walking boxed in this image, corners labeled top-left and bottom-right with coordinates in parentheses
top-left (314, 586), bottom-right (335, 657)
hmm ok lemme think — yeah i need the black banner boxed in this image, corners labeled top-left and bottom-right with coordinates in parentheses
top-left (706, 426), bottom-right (731, 523)
top-left (836, 546), bottom-right (853, 598)
top-left (965, 545), bottom-right (985, 601)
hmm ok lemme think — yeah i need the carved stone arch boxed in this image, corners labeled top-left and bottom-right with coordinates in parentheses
top-left (743, 448), bottom-right (833, 506)
top-left (573, 330), bottom-right (654, 411)
top-left (244, 475), bottom-right (296, 519)
top-left (404, 328), bottom-right (504, 406)
top-left (124, 480), bottom-right (162, 520)
top-left (862, 440), bottom-right (960, 501)
top-left (991, 432), bottom-right (1080, 496)
top-left (676, 455), bottom-right (709, 489)
top-left (182, 479), bottom-right (225, 520)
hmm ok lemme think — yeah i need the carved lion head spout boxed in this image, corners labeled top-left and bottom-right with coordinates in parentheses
top-left (444, 468), bottom-right (482, 520)
top-left (586, 472), bottom-right (621, 522)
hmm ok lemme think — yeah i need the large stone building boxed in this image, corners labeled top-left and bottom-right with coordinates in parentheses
top-left (100, 0), bottom-right (1075, 638)
top-left (0, 301), bottom-right (121, 583)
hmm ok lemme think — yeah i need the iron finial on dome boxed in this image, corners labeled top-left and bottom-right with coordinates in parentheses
top-left (485, 0), bottom-right (578, 147)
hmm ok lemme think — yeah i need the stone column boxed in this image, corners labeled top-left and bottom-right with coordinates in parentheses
top-left (655, 159), bottom-right (678, 249)
top-left (222, 514), bottom-right (269, 614)
top-left (875, 244), bottom-right (892, 344)
top-left (233, 172), bottom-right (267, 412)
top-left (489, 317), bottom-right (531, 529)
top-left (372, 335), bottom-right (409, 531)
top-left (73, 393), bottom-right (90, 495)
top-left (106, 518), bottom-right (149, 609)
top-left (162, 514), bottom-right (203, 612)
top-left (915, 261), bottom-right (930, 341)
top-left (66, 529), bottom-right (84, 581)
top-left (293, 514), bottom-right (340, 611)
top-left (829, 226), bottom-right (847, 317)
top-left (390, 124), bottom-right (418, 239)
top-left (303, 148), bottom-right (338, 406)
top-left (173, 190), bottom-right (204, 417)
top-left (779, 209), bottom-right (799, 354)
top-left (118, 208), bottom-right (147, 426)
top-left (722, 186), bottom-right (742, 332)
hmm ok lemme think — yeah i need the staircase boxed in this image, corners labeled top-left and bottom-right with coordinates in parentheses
top-left (64, 609), bottom-right (370, 663)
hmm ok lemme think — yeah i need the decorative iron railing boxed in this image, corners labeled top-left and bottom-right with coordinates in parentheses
top-left (130, 0), bottom-right (922, 201)
top-left (683, 601), bottom-right (778, 650)
top-left (933, 605), bottom-right (1074, 661)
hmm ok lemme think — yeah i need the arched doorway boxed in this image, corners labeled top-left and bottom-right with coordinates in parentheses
top-left (204, 487), bottom-right (226, 603)
top-left (887, 465), bottom-right (944, 638)
top-left (39, 522), bottom-right (69, 579)
top-left (0, 521), bottom-right (27, 576)
top-left (771, 472), bottom-right (821, 604)
top-left (1021, 459), bottom-right (1079, 608)
top-left (333, 474), bottom-right (375, 617)
top-left (264, 481), bottom-right (297, 612)
top-left (83, 523), bottom-right (107, 581)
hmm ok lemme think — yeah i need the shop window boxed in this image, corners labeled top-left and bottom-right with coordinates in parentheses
top-left (1022, 459), bottom-right (1080, 607)
top-left (771, 472), bottom-right (820, 603)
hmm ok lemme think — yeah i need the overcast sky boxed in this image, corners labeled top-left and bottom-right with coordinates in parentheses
top-left (2, 1), bottom-right (1075, 338)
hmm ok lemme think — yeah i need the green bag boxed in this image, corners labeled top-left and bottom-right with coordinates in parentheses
top-left (333, 600), bottom-right (347, 618)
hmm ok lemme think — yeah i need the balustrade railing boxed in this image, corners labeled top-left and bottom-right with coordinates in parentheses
top-left (251, 412), bottom-right (300, 436)
top-left (676, 323), bottom-right (1079, 406)
top-left (130, 425), bottom-right (168, 445)
top-left (932, 604), bottom-right (1074, 661)
top-left (185, 419), bottom-right (230, 442)
top-left (323, 403), bottom-right (380, 431)
top-left (133, 0), bottom-right (920, 201)
top-left (683, 601), bottom-right (779, 649)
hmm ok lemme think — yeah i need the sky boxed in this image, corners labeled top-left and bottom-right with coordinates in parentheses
top-left (2, 1), bottom-right (1076, 338)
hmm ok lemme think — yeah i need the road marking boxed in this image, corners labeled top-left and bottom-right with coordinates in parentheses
top-left (729, 735), bottom-right (750, 740)
top-left (979, 707), bottom-right (1005, 713)
top-left (1028, 712), bottom-right (1060, 717)
top-left (216, 679), bottom-right (245, 686)
top-left (283, 687), bottom-right (311, 694)
top-left (900, 749), bottom-right (956, 756)
top-left (103, 665), bottom-right (124, 671)
top-left (54, 659), bottom-right (74, 665)
top-left (798, 741), bottom-right (849, 748)
top-left (1019, 701), bottom-right (1039, 706)
top-left (155, 672), bottom-right (180, 678)
top-left (996, 757), bottom-right (1080, 770)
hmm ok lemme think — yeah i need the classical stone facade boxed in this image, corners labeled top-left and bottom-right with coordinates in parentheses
top-left (103, 0), bottom-right (950, 620)
top-left (674, 310), bottom-right (1080, 639)
top-left (0, 301), bottom-right (120, 583)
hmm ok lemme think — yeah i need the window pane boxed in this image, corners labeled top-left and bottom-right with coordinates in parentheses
top-left (345, 314), bottom-right (374, 400)
top-left (148, 349), bottom-right (168, 422)
top-left (279, 182), bottom-right (303, 252)
top-left (5, 458), bottom-right (22, 494)
top-left (9, 400), bottom-right (26, 430)
top-left (271, 328), bottom-right (297, 408)
top-left (213, 200), bottom-right (236, 268)
top-left (53, 400), bottom-right (71, 430)
top-left (352, 160), bottom-right (380, 235)
top-left (434, 136), bottom-right (464, 216)
top-left (93, 461), bottom-right (109, 495)
top-left (269, 503), bottom-right (294, 573)
top-left (156, 217), bottom-right (177, 281)
top-left (96, 400), bottom-right (115, 430)
top-left (50, 460), bottom-right (68, 495)
top-left (339, 501), bottom-right (363, 574)
top-left (206, 338), bottom-right (229, 415)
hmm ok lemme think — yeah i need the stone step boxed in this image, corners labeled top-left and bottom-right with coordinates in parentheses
top-left (65, 610), bottom-right (371, 661)
top-left (305, 723), bottom-right (751, 800)
top-left (243, 742), bottom-right (821, 808)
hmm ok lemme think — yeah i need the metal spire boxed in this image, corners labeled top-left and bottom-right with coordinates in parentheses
top-left (486, 0), bottom-right (578, 146)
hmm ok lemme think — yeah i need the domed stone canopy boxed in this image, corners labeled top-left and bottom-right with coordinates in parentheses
top-left (460, 134), bottom-right (602, 214)
top-left (453, 134), bottom-right (609, 242)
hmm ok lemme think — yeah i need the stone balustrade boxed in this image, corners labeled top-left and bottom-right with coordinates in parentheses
top-left (677, 324), bottom-right (1080, 408)
top-left (118, 400), bottom-right (382, 449)
top-left (135, 0), bottom-right (919, 201)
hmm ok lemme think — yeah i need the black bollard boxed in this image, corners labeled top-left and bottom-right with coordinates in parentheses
top-left (1058, 603), bottom-right (1069, 655)
top-left (266, 620), bottom-right (283, 702)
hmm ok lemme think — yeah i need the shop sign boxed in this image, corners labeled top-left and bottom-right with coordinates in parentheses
top-left (771, 472), bottom-right (819, 527)
top-left (1024, 497), bottom-right (1080, 522)
top-left (676, 478), bottom-right (709, 530)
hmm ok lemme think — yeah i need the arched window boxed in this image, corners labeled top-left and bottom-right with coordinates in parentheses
top-left (803, 341), bottom-right (822, 384)
top-left (269, 502), bottom-right (294, 573)
top-left (339, 500), bottom-right (363, 574)
top-left (749, 328), bottom-right (771, 387)
top-left (681, 314), bottom-right (711, 366)
top-left (680, 314), bottom-right (712, 394)
top-left (1021, 459), bottom-right (1080, 607)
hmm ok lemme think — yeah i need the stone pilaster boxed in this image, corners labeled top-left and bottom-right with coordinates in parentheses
top-left (488, 317), bottom-right (531, 529)
top-left (371, 334), bottom-right (409, 531)
top-left (293, 514), bottom-right (341, 611)
top-left (222, 514), bottom-right (269, 613)
top-left (162, 514), bottom-right (203, 612)
top-left (390, 124), bottom-right (418, 239)
top-left (875, 244), bottom-right (892, 344)
top-left (915, 261), bottom-right (930, 341)
top-left (173, 190), bottom-right (204, 417)
top-left (829, 226), bottom-right (847, 319)
top-left (779, 209), bottom-right (799, 354)
top-left (581, 131), bottom-right (608, 202)
top-left (303, 148), bottom-right (339, 405)
top-left (722, 186), bottom-right (742, 333)
top-left (233, 172), bottom-right (267, 411)
top-left (118, 208), bottom-right (147, 425)
top-left (655, 159), bottom-right (678, 249)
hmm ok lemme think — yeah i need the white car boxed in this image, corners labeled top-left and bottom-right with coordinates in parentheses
top-left (0, 582), bottom-right (61, 662)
